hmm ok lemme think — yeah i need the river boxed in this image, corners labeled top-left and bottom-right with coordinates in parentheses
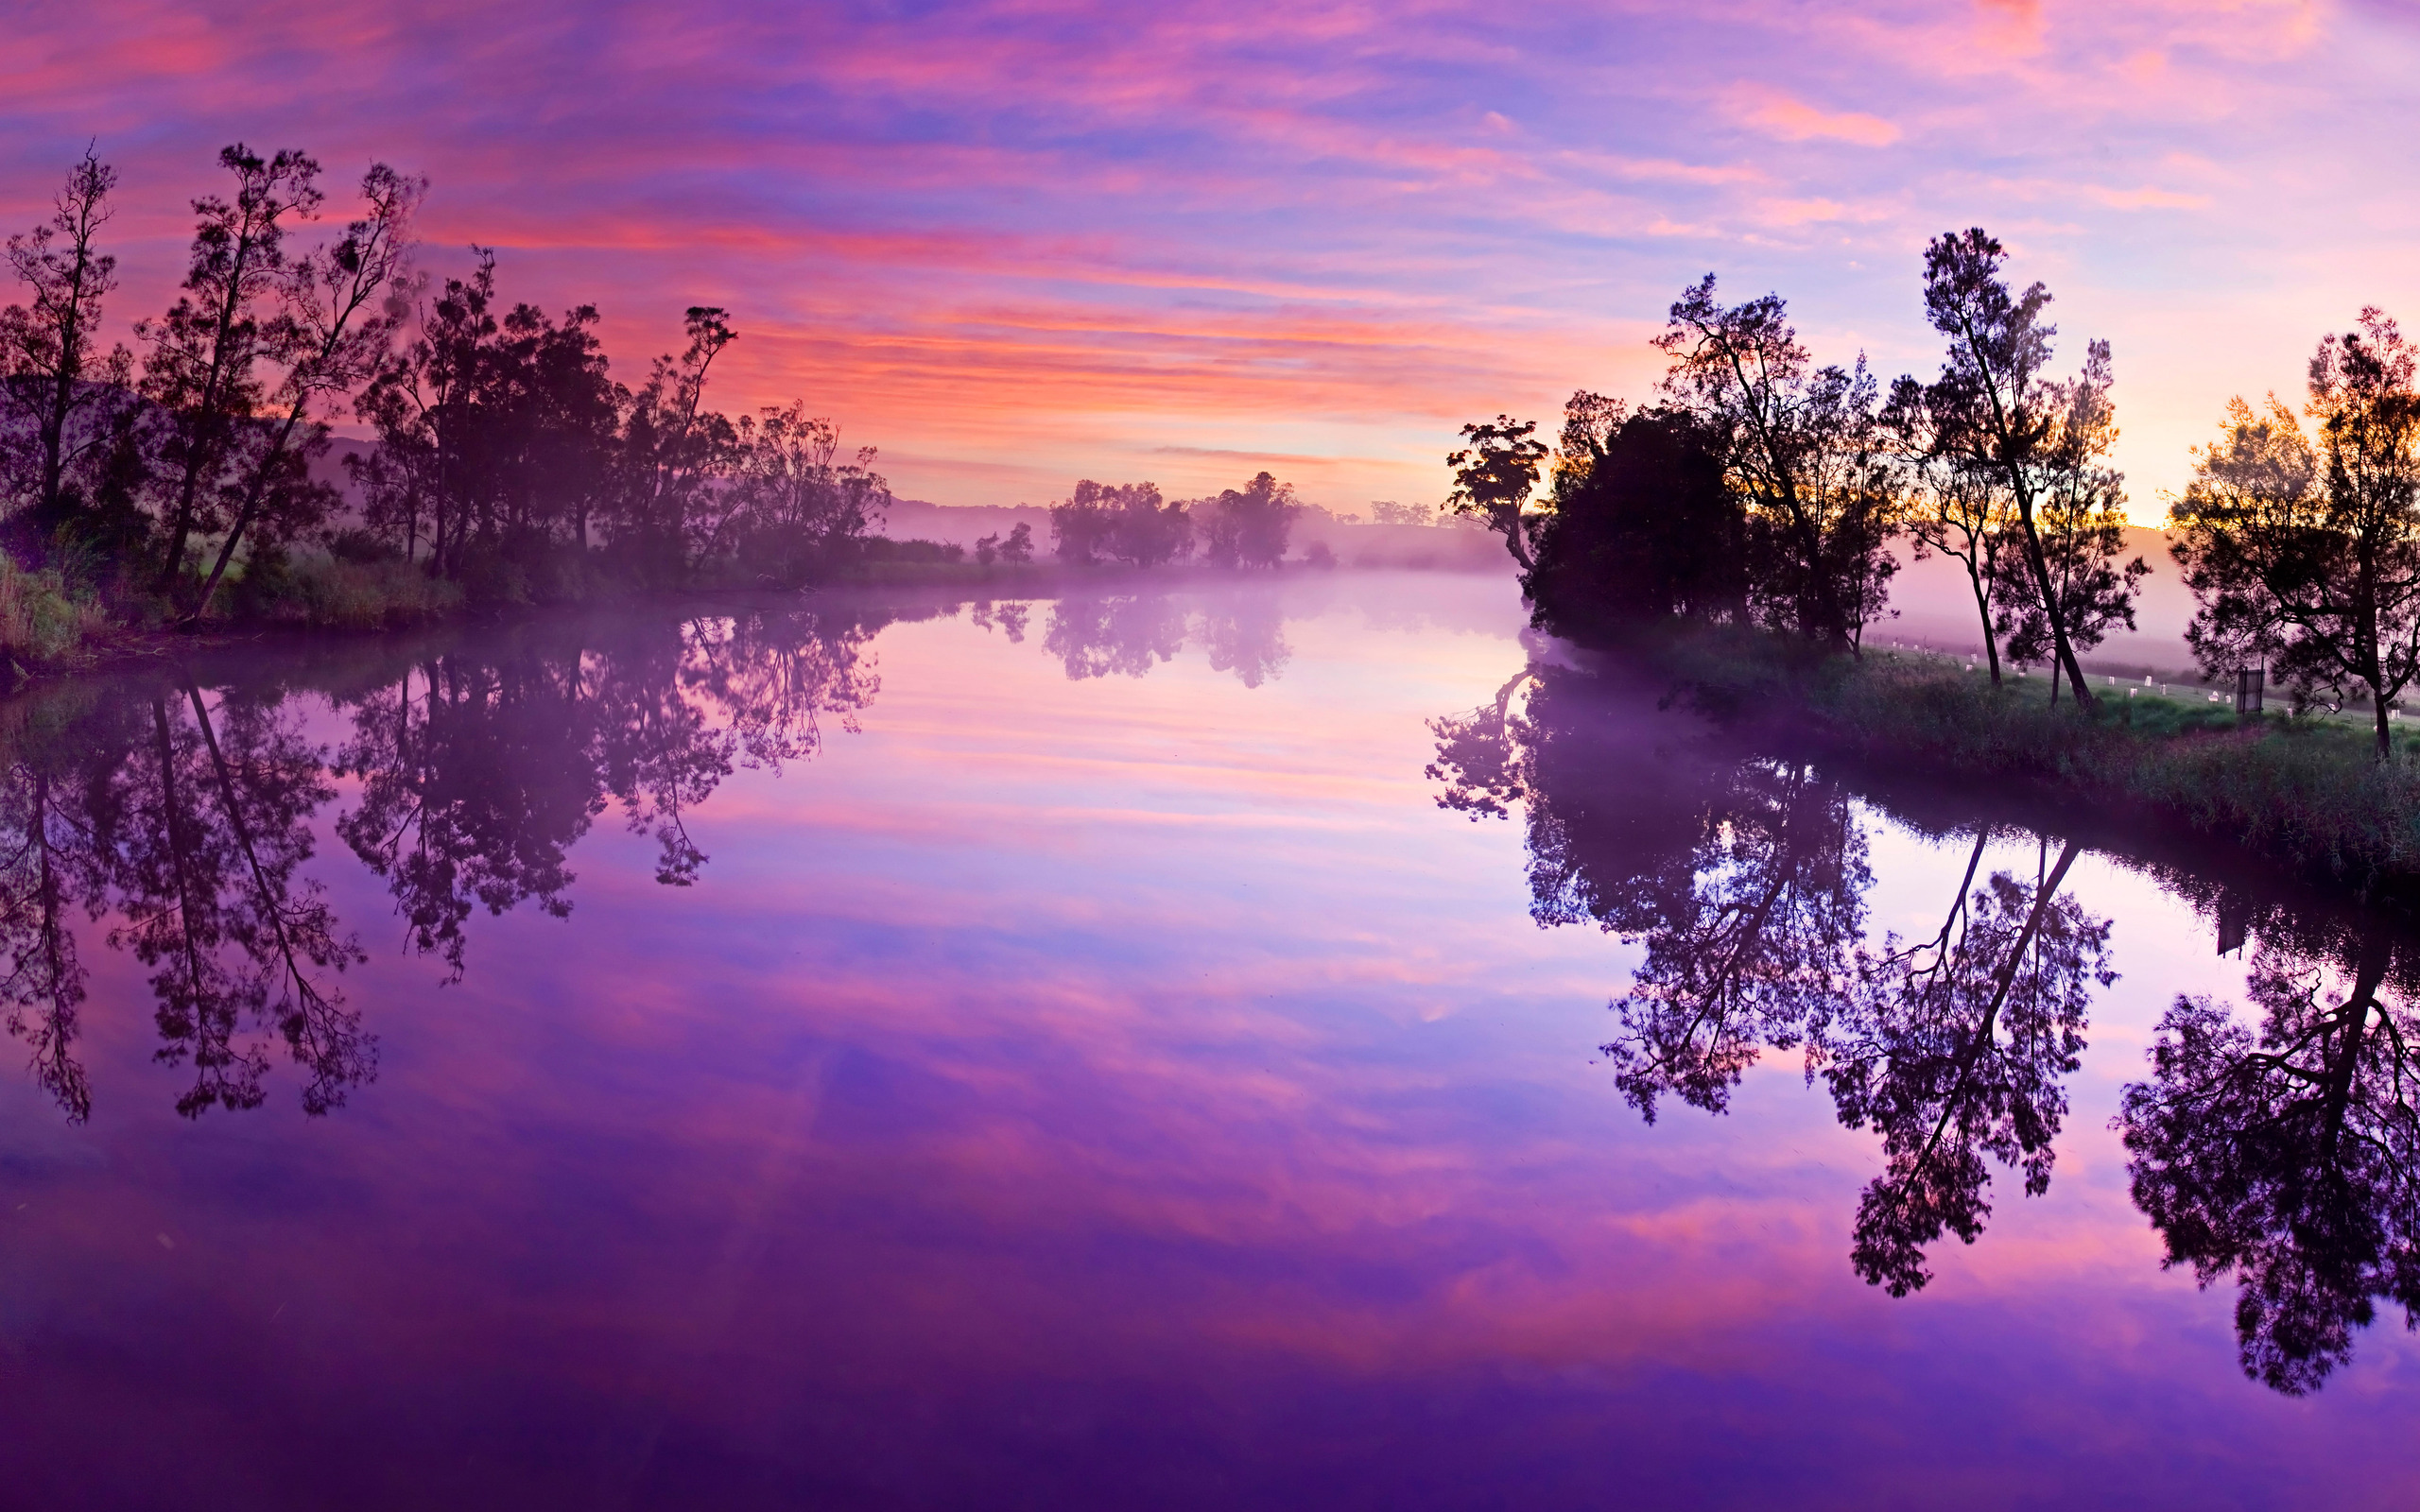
top-left (0, 571), bottom-right (2412, 1509)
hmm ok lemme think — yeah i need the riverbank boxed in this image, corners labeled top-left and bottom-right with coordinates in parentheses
top-left (1625, 622), bottom-right (2420, 897)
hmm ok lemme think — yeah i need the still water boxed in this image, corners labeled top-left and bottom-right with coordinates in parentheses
top-left (0, 572), bottom-right (2414, 1509)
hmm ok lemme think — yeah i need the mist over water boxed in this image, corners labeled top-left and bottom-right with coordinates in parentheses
top-left (3, 571), bottom-right (2418, 1509)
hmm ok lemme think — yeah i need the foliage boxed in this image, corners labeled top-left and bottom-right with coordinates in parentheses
top-left (1524, 397), bottom-right (1741, 634)
top-left (1651, 275), bottom-right (1901, 646)
top-left (1049, 479), bottom-right (1192, 566)
top-left (1444, 415), bottom-right (1547, 570)
top-left (1201, 471), bottom-right (1298, 568)
top-left (2172, 310), bottom-right (2420, 759)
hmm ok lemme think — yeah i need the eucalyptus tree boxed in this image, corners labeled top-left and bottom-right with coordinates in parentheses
top-left (1654, 275), bottom-right (1900, 648)
top-left (612, 305), bottom-right (738, 579)
top-left (1985, 342), bottom-right (2147, 699)
top-left (0, 148), bottom-right (133, 524)
top-left (1913, 229), bottom-right (2134, 710)
top-left (2170, 311), bottom-right (2420, 758)
top-left (1886, 377), bottom-right (2010, 681)
top-left (185, 163), bottom-right (423, 623)
top-left (140, 145), bottom-right (323, 599)
top-left (1444, 415), bottom-right (1547, 571)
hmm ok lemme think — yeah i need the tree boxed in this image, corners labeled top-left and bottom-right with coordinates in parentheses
top-left (1986, 343), bottom-right (2147, 701)
top-left (1654, 276), bottom-right (1900, 647)
top-left (1526, 394), bottom-right (1742, 634)
top-left (2171, 312), bottom-right (2420, 758)
top-left (609, 306), bottom-right (737, 581)
top-left (1886, 377), bottom-right (2011, 682)
top-left (1049, 480), bottom-right (1188, 567)
top-left (186, 163), bottom-right (424, 623)
top-left (1201, 471), bottom-right (1297, 568)
top-left (0, 147), bottom-right (134, 530)
top-left (717, 405), bottom-right (891, 583)
top-left (141, 145), bottom-right (324, 599)
top-left (1915, 229), bottom-right (2132, 710)
top-left (999, 521), bottom-right (1034, 563)
top-left (1445, 416), bottom-right (1547, 571)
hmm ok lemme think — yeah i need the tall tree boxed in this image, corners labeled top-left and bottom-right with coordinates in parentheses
top-left (2171, 312), bottom-right (2420, 759)
top-left (612, 306), bottom-right (737, 579)
top-left (186, 163), bottom-right (423, 622)
top-left (140, 146), bottom-right (323, 599)
top-left (1886, 378), bottom-right (2011, 682)
top-left (1915, 229), bottom-right (2128, 709)
top-left (0, 148), bottom-right (133, 526)
top-left (1445, 415), bottom-right (1547, 572)
top-left (1986, 342), bottom-right (2148, 700)
top-left (1655, 276), bottom-right (1899, 648)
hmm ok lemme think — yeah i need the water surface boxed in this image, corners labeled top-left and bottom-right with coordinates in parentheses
top-left (1, 572), bottom-right (2415, 1509)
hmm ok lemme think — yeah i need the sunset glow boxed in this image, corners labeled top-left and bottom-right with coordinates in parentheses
top-left (9, 1), bottom-right (2415, 514)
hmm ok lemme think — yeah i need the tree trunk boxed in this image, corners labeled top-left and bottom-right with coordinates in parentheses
top-left (2010, 499), bottom-right (2095, 709)
top-left (1962, 554), bottom-right (2001, 685)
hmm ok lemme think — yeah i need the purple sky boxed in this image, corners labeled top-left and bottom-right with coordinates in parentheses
top-left (7, 0), bottom-right (2418, 516)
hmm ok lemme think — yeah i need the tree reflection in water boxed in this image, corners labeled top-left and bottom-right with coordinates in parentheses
top-left (0, 606), bottom-right (880, 1119)
top-left (1438, 660), bottom-right (2420, 1387)
top-left (1043, 588), bottom-right (1291, 687)
top-left (1433, 666), bottom-right (2112, 1295)
top-left (2120, 921), bottom-right (2420, 1394)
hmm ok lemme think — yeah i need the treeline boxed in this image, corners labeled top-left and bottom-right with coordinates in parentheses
top-left (1044, 471), bottom-right (1307, 568)
top-left (0, 145), bottom-right (892, 640)
top-left (1466, 226), bottom-right (2420, 758)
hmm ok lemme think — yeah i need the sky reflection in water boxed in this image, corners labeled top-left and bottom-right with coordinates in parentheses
top-left (2, 572), bottom-right (2417, 1509)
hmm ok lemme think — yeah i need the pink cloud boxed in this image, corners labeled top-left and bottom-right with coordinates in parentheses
top-left (1730, 86), bottom-right (1904, 146)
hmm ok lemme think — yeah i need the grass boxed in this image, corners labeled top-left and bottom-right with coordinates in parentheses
top-left (0, 556), bottom-right (112, 669)
top-left (1646, 622), bottom-right (2420, 895)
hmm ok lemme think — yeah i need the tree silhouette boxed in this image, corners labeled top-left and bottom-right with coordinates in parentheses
top-left (1653, 276), bottom-right (1899, 648)
top-left (2170, 310), bottom-right (2420, 757)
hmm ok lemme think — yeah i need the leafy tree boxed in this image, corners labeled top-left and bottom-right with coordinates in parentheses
top-left (1444, 416), bottom-right (1547, 570)
top-left (998, 521), bottom-right (1034, 563)
top-left (1526, 394), bottom-right (1741, 633)
top-left (1654, 276), bottom-right (1900, 647)
top-left (0, 148), bottom-right (134, 531)
top-left (186, 164), bottom-right (423, 622)
top-left (1986, 342), bottom-right (2147, 699)
top-left (1049, 480), bottom-right (1188, 567)
top-left (2171, 312), bottom-right (2420, 758)
top-left (1914, 229), bottom-right (2134, 709)
top-left (1201, 471), bottom-right (1297, 568)
top-left (609, 306), bottom-right (738, 581)
top-left (716, 405), bottom-right (890, 583)
top-left (1885, 378), bottom-right (2011, 681)
top-left (140, 145), bottom-right (324, 599)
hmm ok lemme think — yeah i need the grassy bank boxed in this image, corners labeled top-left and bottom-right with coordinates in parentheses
top-left (1645, 623), bottom-right (2420, 894)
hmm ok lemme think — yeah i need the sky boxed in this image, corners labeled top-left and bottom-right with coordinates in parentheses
top-left (7, 0), bottom-right (2420, 519)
